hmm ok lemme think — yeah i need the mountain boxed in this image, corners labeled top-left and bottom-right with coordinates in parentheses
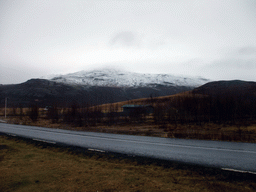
top-left (0, 69), bottom-right (209, 107)
top-left (0, 79), bottom-right (86, 107)
top-left (192, 80), bottom-right (256, 98)
top-left (191, 80), bottom-right (256, 122)
top-left (47, 69), bottom-right (209, 87)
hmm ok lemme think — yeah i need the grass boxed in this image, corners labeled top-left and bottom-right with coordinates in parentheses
top-left (1, 135), bottom-right (256, 191)
top-left (2, 115), bottom-right (256, 143)
top-left (1, 90), bottom-right (256, 143)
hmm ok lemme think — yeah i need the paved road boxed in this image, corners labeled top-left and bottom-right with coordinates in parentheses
top-left (1, 123), bottom-right (256, 173)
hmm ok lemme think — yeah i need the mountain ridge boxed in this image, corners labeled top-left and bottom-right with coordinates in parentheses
top-left (46, 69), bottom-right (210, 88)
top-left (0, 78), bottom-right (194, 107)
top-left (192, 80), bottom-right (256, 98)
top-left (0, 75), bottom-right (255, 108)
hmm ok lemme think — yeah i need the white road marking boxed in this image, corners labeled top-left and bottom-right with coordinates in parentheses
top-left (88, 148), bottom-right (105, 153)
top-left (221, 168), bottom-right (256, 175)
top-left (33, 138), bottom-right (56, 144)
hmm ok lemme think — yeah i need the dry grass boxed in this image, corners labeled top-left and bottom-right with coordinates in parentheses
top-left (1, 115), bottom-right (256, 143)
top-left (165, 123), bottom-right (256, 142)
top-left (99, 91), bottom-right (194, 111)
top-left (1, 135), bottom-right (256, 192)
top-left (1, 89), bottom-right (255, 143)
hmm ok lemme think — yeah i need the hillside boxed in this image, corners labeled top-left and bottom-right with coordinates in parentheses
top-left (192, 80), bottom-right (256, 97)
top-left (0, 69), bottom-right (210, 107)
top-left (98, 80), bottom-right (256, 125)
top-left (1, 79), bottom-right (256, 143)
top-left (0, 79), bottom-right (193, 108)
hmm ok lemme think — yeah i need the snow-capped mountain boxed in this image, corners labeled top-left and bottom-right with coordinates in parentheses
top-left (47, 69), bottom-right (209, 87)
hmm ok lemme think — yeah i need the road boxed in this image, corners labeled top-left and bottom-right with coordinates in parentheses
top-left (1, 123), bottom-right (256, 173)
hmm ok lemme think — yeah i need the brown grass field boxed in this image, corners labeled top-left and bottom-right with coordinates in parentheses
top-left (2, 115), bottom-right (256, 143)
top-left (1, 90), bottom-right (256, 143)
top-left (1, 135), bottom-right (256, 191)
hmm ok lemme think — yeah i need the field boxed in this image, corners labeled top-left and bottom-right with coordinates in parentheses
top-left (1, 93), bottom-right (256, 191)
top-left (1, 90), bottom-right (256, 143)
top-left (2, 115), bottom-right (256, 143)
top-left (1, 135), bottom-right (256, 191)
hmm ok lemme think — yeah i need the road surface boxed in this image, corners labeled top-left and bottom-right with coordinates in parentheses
top-left (1, 123), bottom-right (256, 173)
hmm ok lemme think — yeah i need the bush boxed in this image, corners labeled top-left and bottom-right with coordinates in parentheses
top-left (29, 104), bottom-right (39, 122)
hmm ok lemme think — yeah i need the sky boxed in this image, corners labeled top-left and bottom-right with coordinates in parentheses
top-left (1, 0), bottom-right (256, 84)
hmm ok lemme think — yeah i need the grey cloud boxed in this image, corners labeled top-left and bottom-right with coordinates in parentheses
top-left (199, 58), bottom-right (256, 81)
top-left (210, 58), bottom-right (256, 69)
top-left (0, 63), bottom-right (49, 84)
top-left (238, 46), bottom-right (256, 55)
top-left (1, 0), bottom-right (256, 83)
top-left (109, 31), bottom-right (138, 47)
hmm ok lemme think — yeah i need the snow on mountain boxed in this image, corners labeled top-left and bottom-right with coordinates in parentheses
top-left (46, 69), bottom-right (209, 87)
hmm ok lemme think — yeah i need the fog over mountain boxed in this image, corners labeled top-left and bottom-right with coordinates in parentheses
top-left (1, 0), bottom-right (256, 84)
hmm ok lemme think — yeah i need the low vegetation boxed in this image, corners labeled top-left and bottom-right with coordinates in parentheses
top-left (0, 92), bottom-right (256, 143)
top-left (1, 135), bottom-right (256, 191)
top-left (1, 91), bottom-right (256, 143)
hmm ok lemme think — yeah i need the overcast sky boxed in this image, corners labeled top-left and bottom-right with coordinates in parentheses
top-left (1, 0), bottom-right (256, 84)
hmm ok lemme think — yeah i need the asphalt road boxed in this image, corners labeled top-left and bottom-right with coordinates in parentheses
top-left (1, 123), bottom-right (256, 173)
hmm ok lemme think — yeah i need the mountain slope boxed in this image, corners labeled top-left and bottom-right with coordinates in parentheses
top-left (0, 79), bottom-right (194, 107)
top-left (0, 69), bottom-right (210, 107)
top-left (192, 80), bottom-right (256, 97)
